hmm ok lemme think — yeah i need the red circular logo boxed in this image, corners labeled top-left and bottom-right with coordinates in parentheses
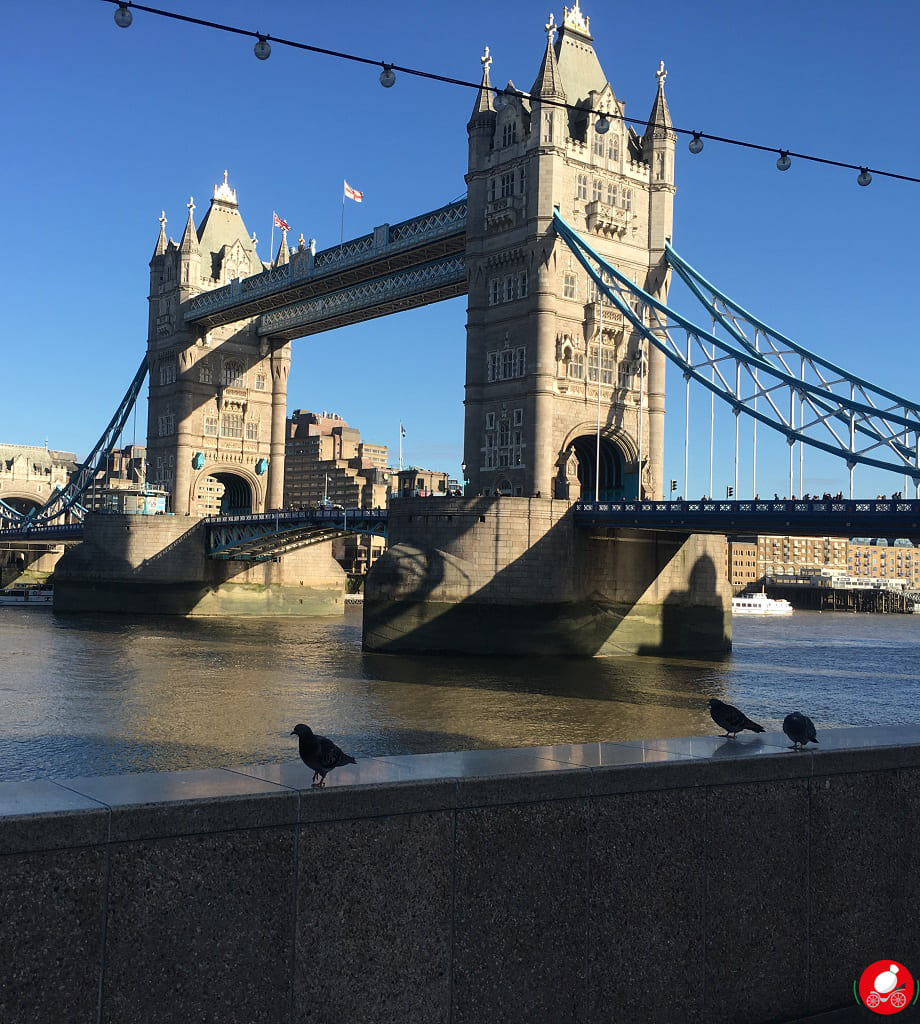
top-left (857, 961), bottom-right (915, 1015)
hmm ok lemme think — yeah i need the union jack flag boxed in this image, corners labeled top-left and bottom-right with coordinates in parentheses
top-left (273, 212), bottom-right (291, 230)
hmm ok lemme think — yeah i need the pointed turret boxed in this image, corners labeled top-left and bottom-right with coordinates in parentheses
top-left (179, 197), bottom-right (199, 256)
top-left (530, 14), bottom-right (566, 101)
top-left (642, 59), bottom-right (675, 155)
top-left (274, 230), bottom-right (290, 267)
top-left (152, 210), bottom-right (168, 259)
top-left (469, 45), bottom-right (497, 124)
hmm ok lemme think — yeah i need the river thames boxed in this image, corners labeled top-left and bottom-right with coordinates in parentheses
top-left (1, 605), bottom-right (918, 782)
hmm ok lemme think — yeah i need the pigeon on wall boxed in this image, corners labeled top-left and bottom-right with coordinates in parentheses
top-left (708, 698), bottom-right (765, 738)
top-left (290, 724), bottom-right (357, 786)
top-left (782, 712), bottom-right (818, 750)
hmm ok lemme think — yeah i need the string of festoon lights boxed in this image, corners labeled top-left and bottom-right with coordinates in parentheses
top-left (105, 0), bottom-right (920, 188)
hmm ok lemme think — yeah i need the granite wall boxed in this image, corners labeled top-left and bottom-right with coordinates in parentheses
top-left (1, 726), bottom-right (916, 1023)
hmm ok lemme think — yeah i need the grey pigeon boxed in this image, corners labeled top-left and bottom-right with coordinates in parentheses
top-left (708, 698), bottom-right (765, 738)
top-left (290, 724), bottom-right (357, 786)
top-left (783, 711), bottom-right (818, 750)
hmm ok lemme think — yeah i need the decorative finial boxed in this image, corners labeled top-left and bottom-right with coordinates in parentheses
top-left (481, 45), bottom-right (491, 72)
top-left (657, 60), bottom-right (667, 86)
top-left (563, 2), bottom-right (589, 33)
top-left (251, 232), bottom-right (258, 246)
top-left (298, 232), bottom-right (306, 250)
top-left (187, 196), bottom-right (195, 214)
top-left (159, 210), bottom-right (167, 230)
top-left (545, 12), bottom-right (556, 40)
top-left (223, 169), bottom-right (229, 185)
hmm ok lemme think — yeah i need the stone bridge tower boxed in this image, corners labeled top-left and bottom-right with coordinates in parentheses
top-left (463, 1), bottom-right (674, 501)
top-left (146, 173), bottom-right (291, 516)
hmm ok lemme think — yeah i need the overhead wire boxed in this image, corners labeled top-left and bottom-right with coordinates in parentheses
top-left (101, 0), bottom-right (920, 186)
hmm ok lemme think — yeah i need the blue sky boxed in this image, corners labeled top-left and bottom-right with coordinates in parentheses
top-left (3, 0), bottom-right (918, 500)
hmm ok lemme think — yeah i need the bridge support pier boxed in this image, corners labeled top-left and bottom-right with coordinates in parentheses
top-left (52, 514), bottom-right (346, 616)
top-left (363, 497), bottom-right (731, 657)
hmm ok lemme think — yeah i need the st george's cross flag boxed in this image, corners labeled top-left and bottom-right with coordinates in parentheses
top-left (400, 423), bottom-right (406, 438)
top-left (343, 180), bottom-right (364, 202)
top-left (273, 212), bottom-right (291, 230)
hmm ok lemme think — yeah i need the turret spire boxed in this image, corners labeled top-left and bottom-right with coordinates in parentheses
top-left (274, 229), bottom-right (290, 267)
top-left (646, 60), bottom-right (674, 135)
top-left (531, 14), bottom-right (565, 100)
top-left (469, 45), bottom-right (497, 121)
top-left (179, 196), bottom-right (199, 255)
top-left (153, 210), bottom-right (167, 258)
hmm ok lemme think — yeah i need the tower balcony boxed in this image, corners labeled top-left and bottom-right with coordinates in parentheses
top-left (585, 200), bottom-right (628, 237)
top-left (484, 195), bottom-right (526, 232)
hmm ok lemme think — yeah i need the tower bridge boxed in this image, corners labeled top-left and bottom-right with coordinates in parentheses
top-left (7, 2), bottom-right (920, 654)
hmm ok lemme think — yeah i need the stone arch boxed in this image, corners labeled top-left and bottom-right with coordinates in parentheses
top-left (2, 493), bottom-right (44, 515)
top-left (555, 424), bottom-right (639, 501)
top-left (191, 466), bottom-right (261, 517)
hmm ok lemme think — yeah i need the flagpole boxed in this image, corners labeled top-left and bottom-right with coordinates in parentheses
top-left (270, 212), bottom-right (275, 266)
top-left (399, 424), bottom-right (403, 471)
top-left (340, 189), bottom-right (345, 248)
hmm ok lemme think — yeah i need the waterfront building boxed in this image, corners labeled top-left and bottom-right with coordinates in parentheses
top-left (283, 410), bottom-right (390, 574)
top-left (0, 442), bottom-right (77, 514)
top-left (727, 534), bottom-right (920, 591)
top-left (390, 467), bottom-right (451, 499)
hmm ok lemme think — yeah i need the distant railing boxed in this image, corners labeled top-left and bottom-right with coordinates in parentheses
top-left (185, 200), bottom-right (466, 322)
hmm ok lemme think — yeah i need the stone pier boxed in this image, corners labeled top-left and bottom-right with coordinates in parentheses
top-left (52, 513), bottom-right (345, 615)
top-left (363, 496), bottom-right (731, 656)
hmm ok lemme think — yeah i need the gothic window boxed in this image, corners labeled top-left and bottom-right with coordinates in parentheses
top-left (513, 408), bottom-right (523, 427)
top-left (501, 121), bottom-right (518, 147)
top-left (486, 347), bottom-right (526, 382)
top-left (656, 152), bottom-right (665, 181)
top-left (222, 361), bottom-right (245, 388)
top-left (608, 136), bottom-right (619, 161)
top-left (490, 279), bottom-right (501, 306)
top-left (569, 352), bottom-right (585, 379)
top-left (622, 188), bottom-right (633, 211)
top-left (503, 275), bottom-right (514, 302)
top-left (199, 363), bottom-right (213, 384)
top-left (516, 346), bottom-right (526, 375)
top-left (254, 373), bottom-right (266, 391)
top-left (518, 270), bottom-right (528, 298)
top-left (518, 166), bottom-right (526, 194)
top-left (576, 174), bottom-right (588, 200)
top-left (593, 133), bottom-right (605, 157)
top-left (487, 352), bottom-right (499, 382)
top-left (500, 172), bottom-right (514, 198)
top-left (544, 112), bottom-right (553, 143)
top-left (618, 360), bottom-right (632, 389)
top-left (159, 358), bottom-right (177, 386)
top-left (607, 182), bottom-right (617, 207)
top-left (157, 412), bottom-right (175, 437)
top-left (485, 412), bottom-right (496, 430)
top-left (203, 416), bottom-right (218, 436)
top-left (489, 178), bottom-right (497, 202)
top-left (245, 420), bottom-right (259, 441)
top-left (588, 347), bottom-right (599, 383)
top-left (221, 413), bottom-right (243, 438)
top-left (601, 348), bottom-right (615, 385)
top-left (563, 272), bottom-right (577, 299)
top-left (501, 349), bottom-right (514, 379)
top-left (592, 179), bottom-right (603, 202)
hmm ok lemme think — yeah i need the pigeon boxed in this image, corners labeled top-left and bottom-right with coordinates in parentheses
top-left (290, 724), bottom-right (357, 787)
top-left (707, 698), bottom-right (765, 738)
top-left (783, 711), bottom-right (818, 750)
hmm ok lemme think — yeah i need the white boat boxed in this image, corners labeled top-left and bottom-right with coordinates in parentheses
top-left (731, 592), bottom-right (793, 616)
top-left (0, 587), bottom-right (53, 607)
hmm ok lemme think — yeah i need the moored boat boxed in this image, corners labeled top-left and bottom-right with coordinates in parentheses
top-left (731, 592), bottom-right (793, 616)
top-left (0, 587), bottom-right (53, 607)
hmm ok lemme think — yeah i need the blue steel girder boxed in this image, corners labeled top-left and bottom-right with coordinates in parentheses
top-left (574, 499), bottom-right (920, 542)
top-left (184, 200), bottom-right (467, 332)
top-left (206, 509), bottom-right (388, 562)
top-left (256, 254), bottom-right (466, 341)
top-left (16, 356), bottom-right (149, 530)
top-left (552, 212), bottom-right (920, 482)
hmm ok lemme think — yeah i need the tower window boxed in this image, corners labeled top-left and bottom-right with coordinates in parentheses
top-left (606, 182), bottom-right (617, 207)
top-left (518, 270), bottom-right (528, 298)
top-left (622, 188), bottom-right (633, 211)
top-left (221, 413), bottom-right (243, 438)
top-left (593, 134), bottom-right (605, 157)
top-left (563, 272), bottom-right (577, 299)
top-left (254, 373), bottom-right (266, 391)
top-left (576, 174), bottom-right (588, 201)
top-left (592, 178), bottom-right (603, 202)
top-left (203, 416), bottom-right (218, 436)
top-left (543, 112), bottom-right (553, 143)
top-left (518, 166), bottom-right (526, 194)
top-left (608, 136), bottom-right (619, 161)
top-left (199, 363), bottom-right (213, 384)
top-left (222, 360), bottom-right (245, 388)
top-left (569, 352), bottom-right (585, 379)
top-left (159, 358), bottom-right (177, 386)
top-left (501, 121), bottom-right (518, 147)
top-left (500, 172), bottom-right (514, 198)
top-left (245, 421), bottom-right (259, 441)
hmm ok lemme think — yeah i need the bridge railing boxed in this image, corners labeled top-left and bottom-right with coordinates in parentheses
top-left (574, 499), bottom-right (920, 515)
top-left (205, 508), bottom-right (388, 526)
top-left (185, 200), bottom-right (467, 322)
